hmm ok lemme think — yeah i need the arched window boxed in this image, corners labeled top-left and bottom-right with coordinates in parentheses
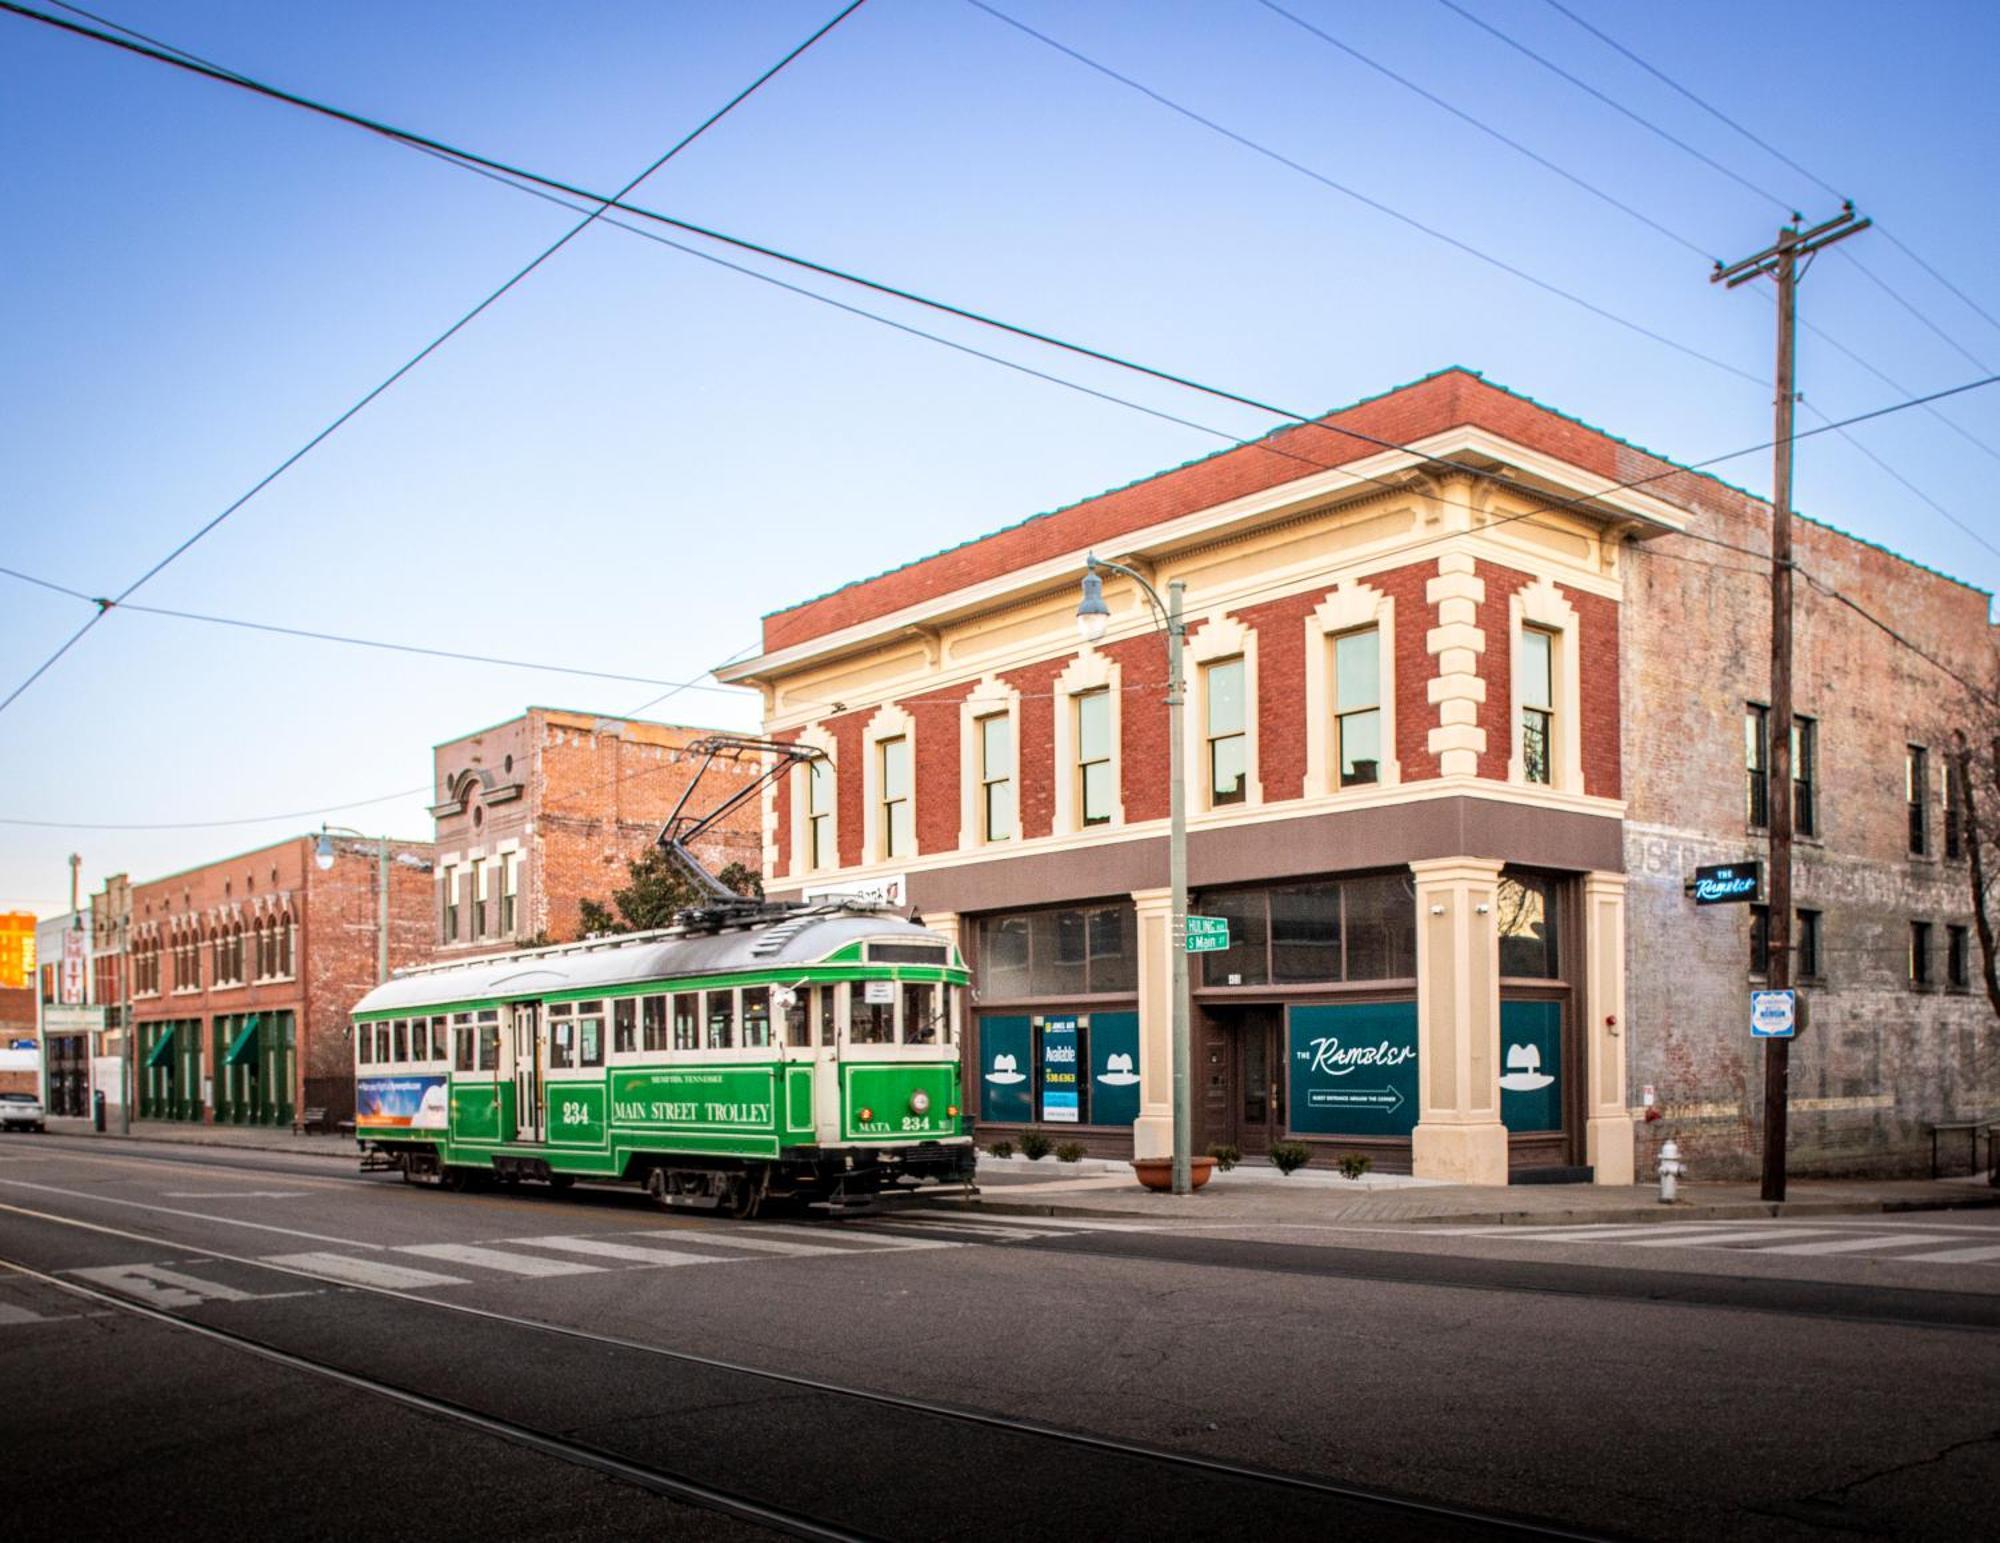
top-left (277, 911), bottom-right (294, 977)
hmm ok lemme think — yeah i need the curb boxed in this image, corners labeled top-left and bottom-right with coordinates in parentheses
top-left (37, 1128), bottom-right (357, 1163)
top-left (906, 1188), bottom-right (2000, 1228)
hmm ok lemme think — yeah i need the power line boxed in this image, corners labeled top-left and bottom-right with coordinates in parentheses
top-left (966, 0), bottom-right (1763, 388)
top-left (0, 786), bottom-right (433, 832)
top-left (0, 0), bottom-right (868, 719)
top-left (1536, 0), bottom-right (2000, 352)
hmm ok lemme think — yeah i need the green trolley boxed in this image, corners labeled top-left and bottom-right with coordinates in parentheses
top-left (350, 904), bottom-right (974, 1216)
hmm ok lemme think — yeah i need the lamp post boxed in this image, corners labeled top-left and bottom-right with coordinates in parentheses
top-left (317, 826), bottom-right (390, 984)
top-left (1076, 553), bottom-right (1192, 1196)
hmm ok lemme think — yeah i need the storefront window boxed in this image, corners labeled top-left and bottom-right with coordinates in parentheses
top-left (1498, 872), bottom-right (1559, 979)
top-left (1200, 875), bottom-right (1414, 985)
top-left (975, 904), bottom-right (1136, 999)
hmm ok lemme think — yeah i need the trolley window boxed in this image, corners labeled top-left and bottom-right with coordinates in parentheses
top-left (375, 1024), bottom-right (391, 1064)
top-left (742, 987), bottom-right (772, 1049)
top-left (392, 1019), bottom-right (409, 1063)
top-left (820, 987), bottom-right (838, 1046)
top-left (673, 993), bottom-right (700, 1052)
top-left (706, 990), bottom-right (736, 1050)
top-left (577, 1002), bottom-right (605, 1068)
top-left (477, 1010), bottom-right (500, 1072)
top-left (452, 1015), bottom-right (473, 1071)
top-left (849, 982), bottom-right (894, 1045)
top-left (357, 1027), bottom-right (373, 1065)
top-left (429, 1017), bottom-right (447, 1061)
top-left (903, 983), bottom-right (942, 1045)
top-left (613, 998), bottom-right (637, 1055)
top-left (548, 1003), bottom-right (574, 1070)
top-left (784, 988), bottom-right (812, 1048)
top-left (642, 995), bottom-right (669, 1053)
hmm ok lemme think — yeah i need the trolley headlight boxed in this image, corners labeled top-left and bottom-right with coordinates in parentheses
top-left (910, 1090), bottom-right (931, 1115)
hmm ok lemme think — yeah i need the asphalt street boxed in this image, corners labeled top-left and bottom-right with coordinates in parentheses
top-left (1, 1134), bottom-right (1995, 1541)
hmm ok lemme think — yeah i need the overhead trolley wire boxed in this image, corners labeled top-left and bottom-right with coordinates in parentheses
top-left (1247, 0), bottom-right (2000, 555)
top-left (3, 4), bottom-right (1988, 741)
top-left (0, 0), bottom-right (869, 720)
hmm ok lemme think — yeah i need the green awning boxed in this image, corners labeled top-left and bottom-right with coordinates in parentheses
top-left (144, 1028), bottom-right (175, 1069)
top-left (223, 1016), bottom-right (260, 1067)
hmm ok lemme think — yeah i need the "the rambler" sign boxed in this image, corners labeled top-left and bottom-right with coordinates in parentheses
top-left (1691, 861), bottom-right (1762, 905)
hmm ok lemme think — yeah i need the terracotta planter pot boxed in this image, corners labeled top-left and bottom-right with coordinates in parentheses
top-left (1130, 1155), bottom-right (1217, 1192)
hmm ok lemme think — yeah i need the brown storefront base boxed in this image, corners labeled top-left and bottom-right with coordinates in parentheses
top-left (774, 796), bottom-right (1621, 915)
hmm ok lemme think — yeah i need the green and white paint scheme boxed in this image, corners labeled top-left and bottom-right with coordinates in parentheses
top-left (349, 907), bottom-right (973, 1211)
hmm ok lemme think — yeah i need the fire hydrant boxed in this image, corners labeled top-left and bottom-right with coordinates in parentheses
top-left (1657, 1139), bottom-right (1685, 1204)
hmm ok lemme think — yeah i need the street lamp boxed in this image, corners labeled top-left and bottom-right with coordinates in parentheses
top-left (318, 825), bottom-right (390, 984)
top-left (1074, 552), bottom-right (1193, 1196)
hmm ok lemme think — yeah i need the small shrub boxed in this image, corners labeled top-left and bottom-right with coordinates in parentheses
top-left (1055, 1142), bottom-right (1087, 1163)
top-left (988, 1140), bottom-right (1015, 1160)
top-left (1337, 1152), bottom-right (1373, 1182)
top-left (1206, 1143), bottom-right (1241, 1172)
top-left (1268, 1141), bottom-right (1312, 1176)
top-left (1019, 1128), bottom-right (1054, 1161)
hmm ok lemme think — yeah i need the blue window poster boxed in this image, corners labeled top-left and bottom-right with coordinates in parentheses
top-left (1287, 1001), bottom-right (1419, 1138)
top-left (1039, 1016), bottom-right (1082, 1123)
top-left (1088, 1011), bottom-right (1141, 1128)
top-left (1499, 1000), bottom-right (1563, 1133)
top-left (978, 1015), bottom-right (1033, 1124)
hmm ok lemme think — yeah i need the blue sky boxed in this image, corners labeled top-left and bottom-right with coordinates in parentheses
top-left (3, 0), bottom-right (1997, 919)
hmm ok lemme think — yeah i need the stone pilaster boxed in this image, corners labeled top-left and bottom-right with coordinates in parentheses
top-left (1581, 872), bottom-right (1636, 1184)
top-left (1410, 856), bottom-right (1508, 1185)
top-left (1131, 887), bottom-right (1174, 1160)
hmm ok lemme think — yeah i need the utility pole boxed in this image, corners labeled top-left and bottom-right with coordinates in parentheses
top-left (1713, 203), bottom-right (1869, 1203)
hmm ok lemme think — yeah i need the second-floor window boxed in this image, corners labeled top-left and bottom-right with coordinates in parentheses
top-left (979, 713), bottom-right (1014, 841)
top-left (806, 756), bottom-right (835, 870)
top-left (1945, 758), bottom-right (1965, 860)
top-left (500, 855), bottom-right (518, 935)
top-left (1797, 908), bottom-right (1822, 980)
top-left (1909, 919), bottom-right (1932, 987)
top-left (1076, 690), bottom-right (1112, 826)
top-left (1908, 746), bottom-right (1929, 856)
top-left (473, 862), bottom-right (490, 939)
top-left (1793, 716), bottom-right (1817, 837)
top-left (1206, 657), bottom-right (1247, 806)
top-left (879, 736), bottom-right (912, 859)
top-left (1334, 627), bottom-right (1381, 787)
top-left (442, 865), bottom-right (459, 941)
top-left (1947, 924), bottom-right (1970, 990)
top-left (1746, 705), bottom-right (1769, 827)
top-left (1520, 626), bottom-right (1554, 786)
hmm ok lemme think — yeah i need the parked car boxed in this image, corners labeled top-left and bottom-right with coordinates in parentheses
top-left (0, 1091), bottom-right (46, 1132)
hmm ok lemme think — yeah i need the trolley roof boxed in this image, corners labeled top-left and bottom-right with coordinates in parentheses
top-left (350, 909), bottom-right (958, 1018)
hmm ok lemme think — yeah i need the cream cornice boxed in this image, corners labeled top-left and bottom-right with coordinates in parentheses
top-left (723, 425), bottom-right (1671, 687)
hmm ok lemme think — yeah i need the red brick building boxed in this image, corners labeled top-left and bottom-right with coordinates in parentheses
top-left (429, 707), bottom-right (764, 959)
top-left (722, 367), bottom-right (1996, 1183)
top-left (121, 832), bottom-right (435, 1127)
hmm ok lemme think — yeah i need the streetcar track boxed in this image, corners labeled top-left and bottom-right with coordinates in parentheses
top-left (0, 1198), bottom-right (1609, 1541)
top-left (0, 1254), bottom-right (865, 1543)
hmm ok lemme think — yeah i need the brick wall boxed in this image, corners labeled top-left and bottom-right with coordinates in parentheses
top-left (1375, 561), bottom-right (1439, 783)
top-left (1234, 591), bottom-right (1320, 802)
top-left (1000, 658), bottom-right (1066, 840)
top-left (903, 681), bottom-right (973, 856)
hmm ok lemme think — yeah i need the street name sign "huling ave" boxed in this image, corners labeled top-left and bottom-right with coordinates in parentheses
top-left (1182, 915), bottom-right (1230, 954)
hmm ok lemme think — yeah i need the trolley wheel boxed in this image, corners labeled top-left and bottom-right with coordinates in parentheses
top-left (439, 1166), bottom-right (476, 1193)
top-left (547, 1174), bottom-right (575, 1191)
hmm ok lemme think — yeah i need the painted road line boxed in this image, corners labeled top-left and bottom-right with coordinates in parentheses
top-left (500, 1236), bottom-right (720, 1266)
top-left (1750, 1234), bottom-right (1962, 1257)
top-left (1893, 1244), bottom-right (2000, 1264)
top-left (164, 1191), bottom-right (314, 1200)
top-left (395, 1243), bottom-right (605, 1278)
top-left (67, 1264), bottom-right (263, 1309)
top-left (0, 1301), bottom-right (53, 1325)
top-left (0, 1178), bottom-right (381, 1248)
top-left (867, 1219), bottom-right (1073, 1242)
top-left (889, 1212), bottom-right (1155, 1233)
top-left (1620, 1227), bottom-right (1844, 1249)
top-left (633, 1231), bottom-right (856, 1259)
top-left (1468, 1223), bottom-right (1768, 1242)
top-left (263, 1252), bottom-right (470, 1290)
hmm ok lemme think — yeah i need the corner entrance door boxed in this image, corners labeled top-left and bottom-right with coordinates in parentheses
top-left (1204, 1005), bottom-right (1285, 1153)
top-left (513, 1006), bottom-right (544, 1143)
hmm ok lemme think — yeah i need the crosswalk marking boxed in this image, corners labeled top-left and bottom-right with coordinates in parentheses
top-left (891, 1210), bottom-right (1151, 1233)
top-left (0, 1301), bottom-right (51, 1325)
top-left (1620, 1227), bottom-right (1841, 1248)
top-left (866, 1218), bottom-right (1072, 1242)
top-left (1894, 1243), bottom-right (2000, 1264)
top-left (500, 1236), bottom-right (716, 1266)
top-left (68, 1264), bottom-right (262, 1309)
top-left (1753, 1234), bottom-right (1942, 1257)
top-left (264, 1252), bottom-right (469, 1289)
top-left (631, 1229), bottom-right (859, 1259)
top-left (395, 1243), bottom-right (603, 1277)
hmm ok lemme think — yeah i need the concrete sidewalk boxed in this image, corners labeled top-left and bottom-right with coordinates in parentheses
top-left (921, 1163), bottom-right (2000, 1228)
